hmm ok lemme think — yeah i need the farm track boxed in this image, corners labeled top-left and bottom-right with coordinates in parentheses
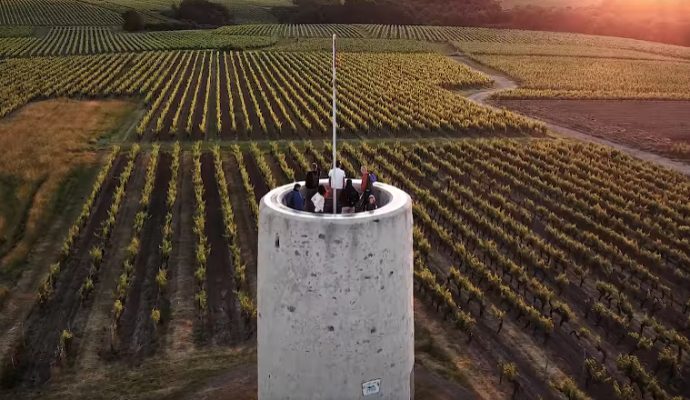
top-left (9, 154), bottom-right (129, 385)
top-left (117, 153), bottom-right (172, 361)
top-left (450, 53), bottom-right (690, 176)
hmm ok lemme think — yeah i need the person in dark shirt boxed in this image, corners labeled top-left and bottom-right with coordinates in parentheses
top-left (304, 163), bottom-right (320, 212)
top-left (340, 179), bottom-right (360, 213)
top-left (286, 183), bottom-right (304, 211)
top-left (364, 194), bottom-right (378, 211)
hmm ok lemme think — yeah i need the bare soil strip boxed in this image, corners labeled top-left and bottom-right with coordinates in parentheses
top-left (493, 99), bottom-right (690, 157)
top-left (414, 299), bottom-right (504, 400)
top-left (242, 150), bottom-right (270, 202)
top-left (450, 53), bottom-right (690, 176)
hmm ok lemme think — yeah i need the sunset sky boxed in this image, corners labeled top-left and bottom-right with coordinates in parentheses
top-left (503, 0), bottom-right (690, 12)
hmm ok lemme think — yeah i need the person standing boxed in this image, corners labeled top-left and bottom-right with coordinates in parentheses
top-left (357, 166), bottom-right (376, 212)
top-left (360, 166), bottom-right (369, 193)
top-left (312, 185), bottom-right (327, 213)
top-left (328, 161), bottom-right (346, 213)
top-left (286, 183), bottom-right (304, 211)
top-left (304, 163), bottom-right (320, 212)
top-left (340, 179), bottom-right (360, 213)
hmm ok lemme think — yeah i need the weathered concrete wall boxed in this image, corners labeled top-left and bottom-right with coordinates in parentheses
top-left (258, 180), bottom-right (414, 400)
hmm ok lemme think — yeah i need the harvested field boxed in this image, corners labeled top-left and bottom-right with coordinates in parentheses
top-left (493, 99), bottom-right (690, 160)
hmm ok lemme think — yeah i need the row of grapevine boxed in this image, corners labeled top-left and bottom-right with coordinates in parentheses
top-left (79, 144), bottom-right (140, 301)
top-left (151, 142), bottom-right (180, 325)
top-left (231, 145), bottom-right (259, 222)
top-left (191, 142), bottom-right (208, 313)
top-left (37, 146), bottom-right (120, 303)
top-left (111, 145), bottom-right (160, 329)
top-left (210, 145), bottom-right (255, 322)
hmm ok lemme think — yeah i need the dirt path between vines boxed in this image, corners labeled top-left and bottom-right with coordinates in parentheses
top-left (450, 53), bottom-right (690, 177)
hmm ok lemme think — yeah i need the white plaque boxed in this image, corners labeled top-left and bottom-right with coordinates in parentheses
top-left (362, 379), bottom-right (381, 396)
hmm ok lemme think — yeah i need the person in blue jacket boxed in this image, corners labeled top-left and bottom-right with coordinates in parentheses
top-left (286, 183), bottom-right (304, 211)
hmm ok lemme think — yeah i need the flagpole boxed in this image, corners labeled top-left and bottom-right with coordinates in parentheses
top-left (332, 33), bottom-right (337, 214)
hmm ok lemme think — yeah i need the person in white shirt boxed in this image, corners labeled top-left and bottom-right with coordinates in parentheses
top-left (312, 185), bottom-right (327, 213)
top-left (328, 161), bottom-right (346, 190)
top-left (328, 161), bottom-right (346, 213)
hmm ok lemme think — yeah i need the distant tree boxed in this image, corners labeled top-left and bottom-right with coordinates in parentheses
top-left (174, 0), bottom-right (232, 26)
top-left (286, 0), bottom-right (502, 26)
top-left (122, 10), bottom-right (145, 32)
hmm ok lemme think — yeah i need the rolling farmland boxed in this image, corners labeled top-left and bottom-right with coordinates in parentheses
top-left (3, 140), bottom-right (690, 399)
top-left (0, 16), bottom-right (690, 399)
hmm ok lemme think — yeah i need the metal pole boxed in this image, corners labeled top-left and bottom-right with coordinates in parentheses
top-left (332, 33), bottom-right (337, 214)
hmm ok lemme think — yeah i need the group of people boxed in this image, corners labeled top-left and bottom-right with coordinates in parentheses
top-left (286, 162), bottom-right (379, 213)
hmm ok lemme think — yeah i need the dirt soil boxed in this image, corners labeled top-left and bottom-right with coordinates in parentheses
top-left (182, 358), bottom-right (474, 400)
top-left (493, 99), bottom-right (690, 158)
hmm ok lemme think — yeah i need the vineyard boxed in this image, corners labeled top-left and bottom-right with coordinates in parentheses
top-left (452, 41), bottom-right (679, 61)
top-left (0, 50), bottom-right (545, 138)
top-left (1, 12), bottom-right (690, 398)
top-left (0, 0), bottom-right (122, 25)
top-left (1, 139), bottom-right (689, 399)
top-left (464, 54), bottom-right (690, 100)
top-left (215, 24), bottom-right (365, 38)
top-left (0, 29), bottom-right (443, 58)
top-left (212, 24), bottom-right (690, 60)
top-left (0, 28), bottom-right (276, 57)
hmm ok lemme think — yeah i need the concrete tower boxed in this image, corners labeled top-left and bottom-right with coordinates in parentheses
top-left (257, 180), bottom-right (414, 399)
